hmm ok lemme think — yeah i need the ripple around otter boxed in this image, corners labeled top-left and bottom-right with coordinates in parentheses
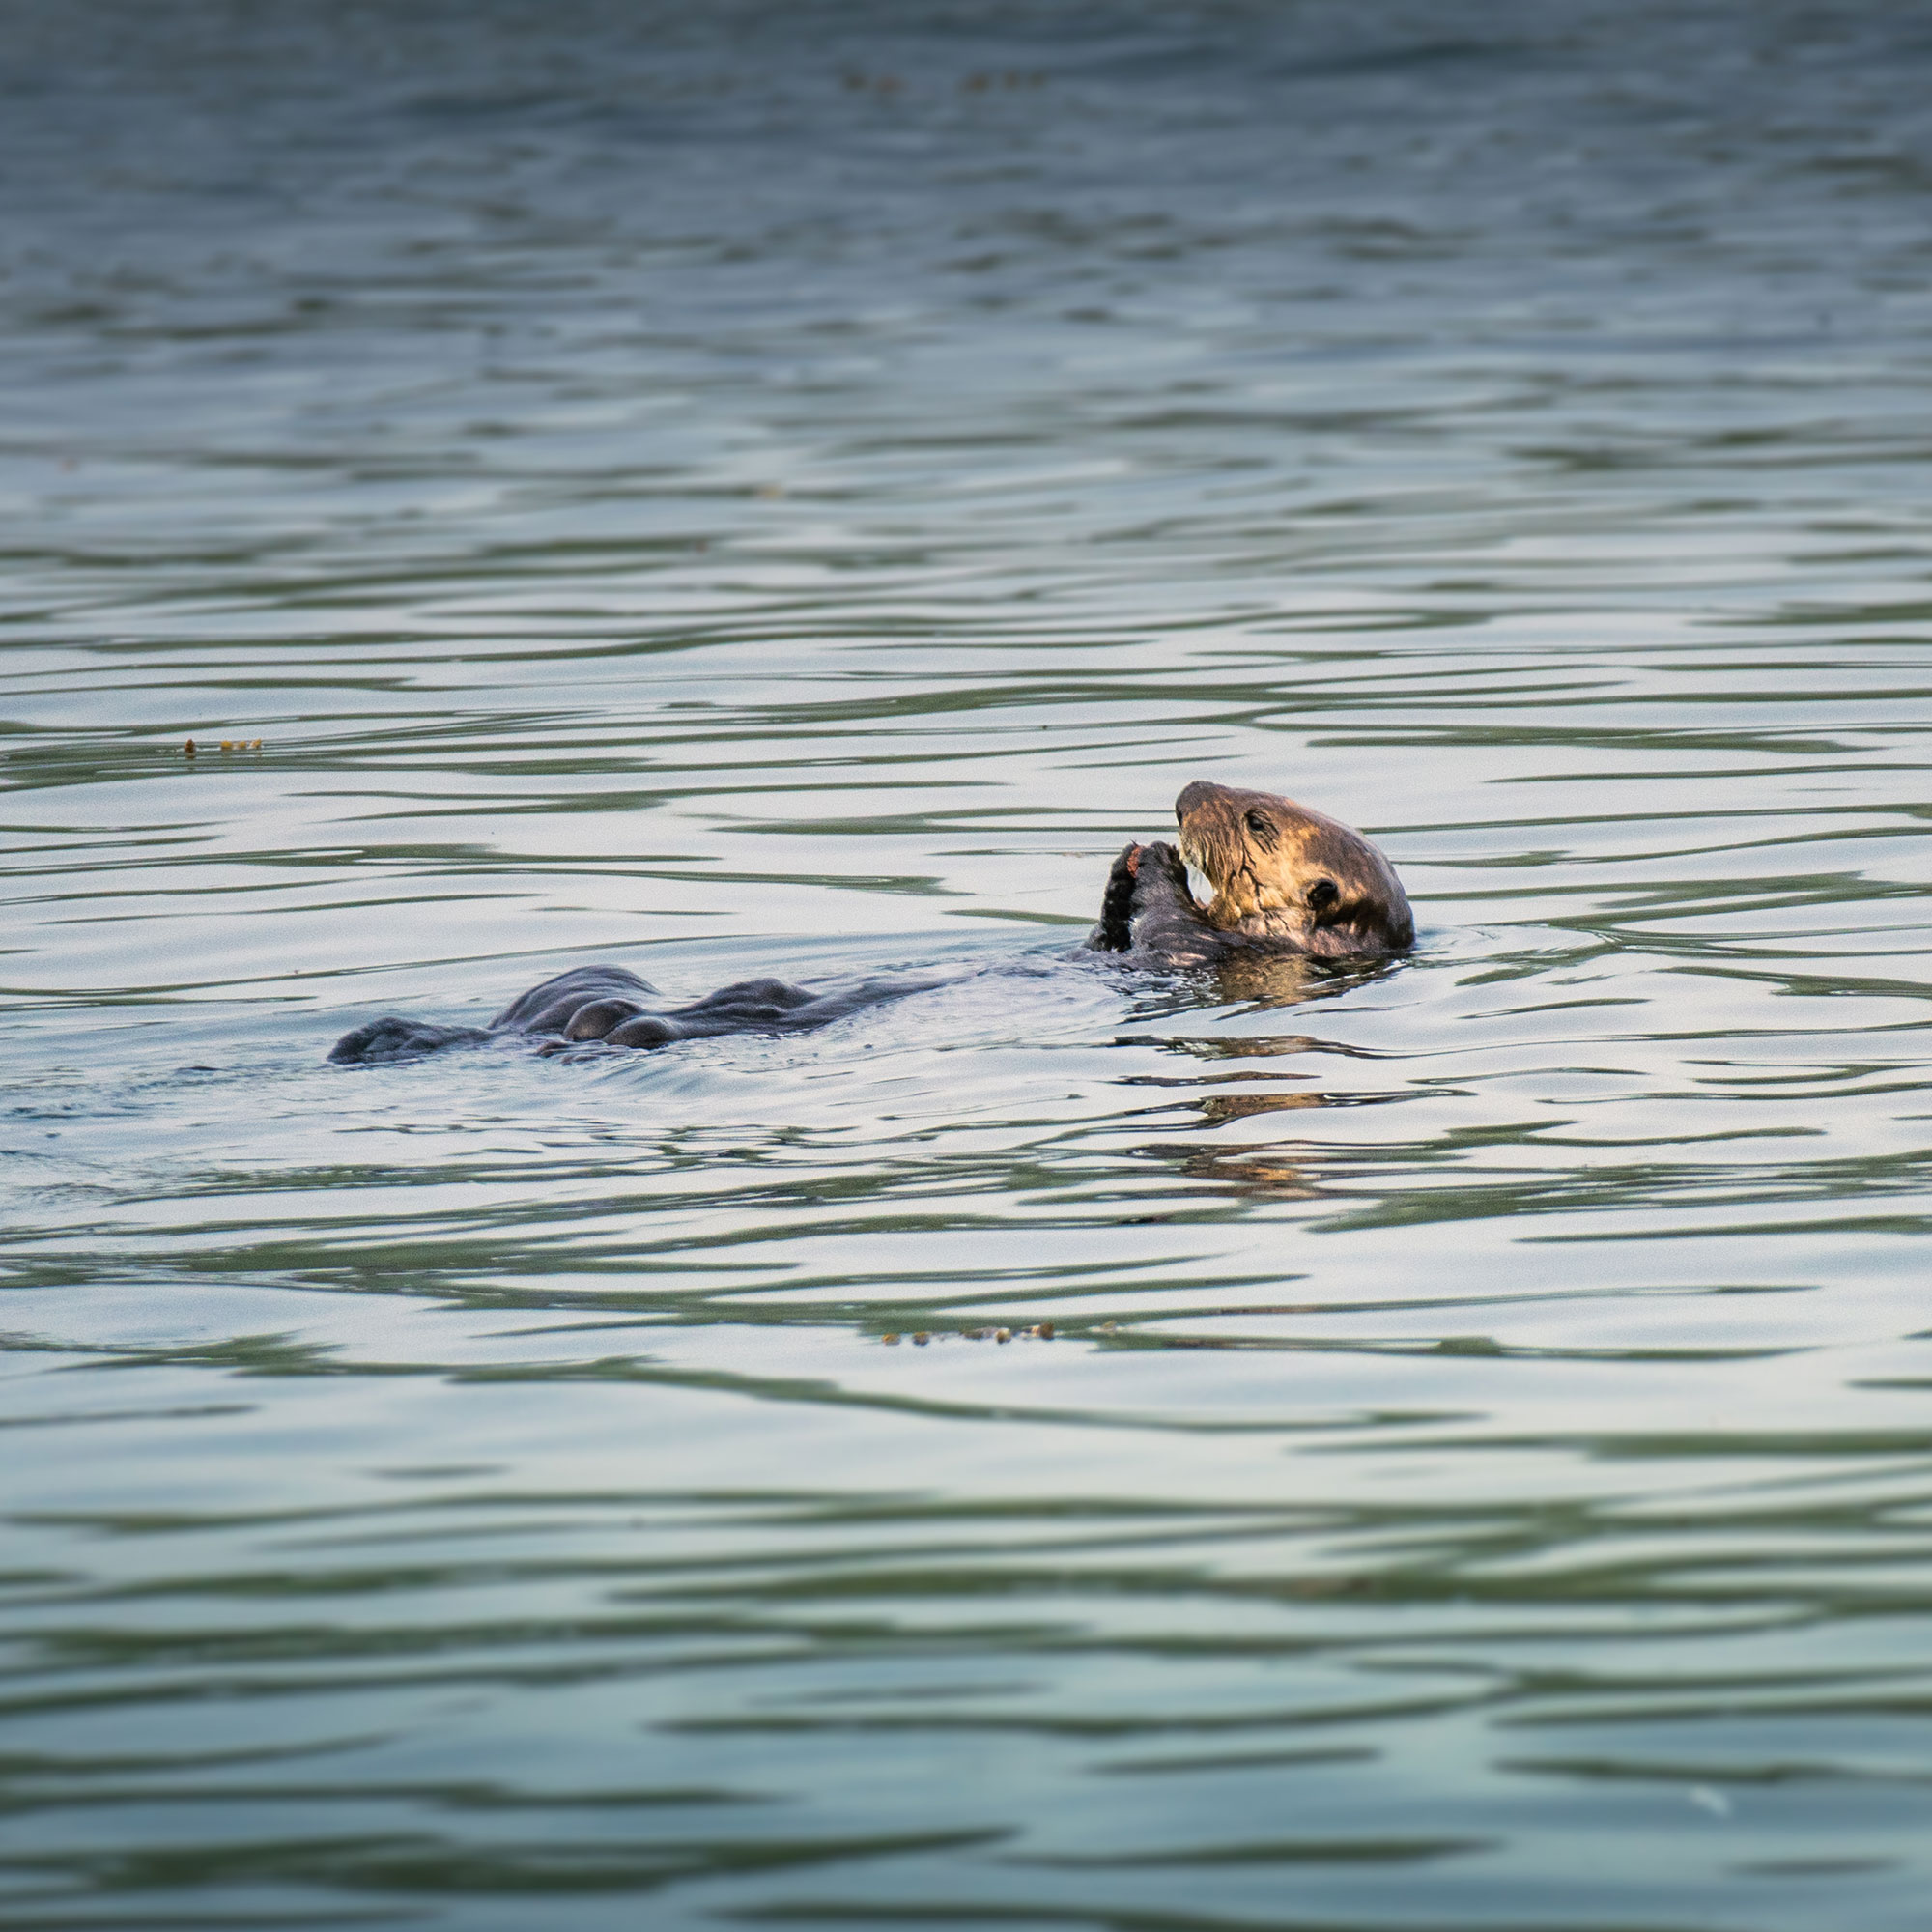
top-left (8, 1), bottom-right (1932, 1927)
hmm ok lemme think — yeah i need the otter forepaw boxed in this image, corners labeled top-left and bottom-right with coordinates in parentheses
top-left (1087, 839), bottom-right (1201, 953)
top-left (1089, 842), bottom-right (1146, 952)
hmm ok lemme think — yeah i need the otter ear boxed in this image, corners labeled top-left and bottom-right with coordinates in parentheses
top-left (1307, 879), bottom-right (1339, 911)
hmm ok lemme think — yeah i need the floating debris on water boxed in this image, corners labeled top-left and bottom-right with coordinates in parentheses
top-left (878, 1322), bottom-right (1061, 1349)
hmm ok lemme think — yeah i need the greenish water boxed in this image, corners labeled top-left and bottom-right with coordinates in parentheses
top-left (7, 3), bottom-right (1932, 1925)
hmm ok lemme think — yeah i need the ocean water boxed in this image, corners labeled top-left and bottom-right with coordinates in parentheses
top-left (6, 3), bottom-right (1932, 1925)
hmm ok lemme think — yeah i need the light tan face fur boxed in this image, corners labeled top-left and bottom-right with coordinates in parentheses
top-left (1173, 780), bottom-right (1413, 956)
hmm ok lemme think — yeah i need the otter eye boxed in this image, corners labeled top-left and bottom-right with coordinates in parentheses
top-left (1308, 879), bottom-right (1339, 911)
top-left (1244, 810), bottom-right (1270, 836)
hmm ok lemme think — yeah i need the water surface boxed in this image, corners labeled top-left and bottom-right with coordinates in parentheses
top-left (7, 3), bottom-right (1932, 1926)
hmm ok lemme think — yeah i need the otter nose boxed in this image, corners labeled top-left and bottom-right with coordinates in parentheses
top-left (1173, 779), bottom-right (1223, 824)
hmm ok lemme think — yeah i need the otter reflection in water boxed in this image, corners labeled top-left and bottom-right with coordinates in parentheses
top-left (327, 780), bottom-right (1411, 1064)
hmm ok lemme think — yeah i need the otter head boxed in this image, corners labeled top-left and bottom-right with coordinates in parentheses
top-left (1174, 780), bottom-right (1413, 957)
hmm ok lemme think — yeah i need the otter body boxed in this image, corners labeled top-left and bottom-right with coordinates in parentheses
top-left (327, 781), bottom-right (1410, 1065)
top-left (1085, 780), bottom-right (1412, 964)
top-left (328, 964), bottom-right (921, 1065)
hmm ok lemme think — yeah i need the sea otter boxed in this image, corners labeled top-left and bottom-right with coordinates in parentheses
top-left (327, 781), bottom-right (1410, 1064)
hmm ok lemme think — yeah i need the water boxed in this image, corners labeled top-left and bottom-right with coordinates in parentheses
top-left (6, 2), bottom-right (1932, 1924)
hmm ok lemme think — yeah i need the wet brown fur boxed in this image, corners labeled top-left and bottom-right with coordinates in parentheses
top-left (1086, 781), bottom-right (1412, 962)
top-left (1175, 780), bottom-right (1412, 956)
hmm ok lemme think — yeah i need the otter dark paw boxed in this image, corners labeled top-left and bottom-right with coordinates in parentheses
top-left (1090, 842), bottom-right (1146, 952)
top-left (1083, 840), bottom-right (1212, 960)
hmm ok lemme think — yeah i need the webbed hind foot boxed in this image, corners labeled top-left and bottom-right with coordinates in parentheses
top-left (327, 1017), bottom-right (494, 1065)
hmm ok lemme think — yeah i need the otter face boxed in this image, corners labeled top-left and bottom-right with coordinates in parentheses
top-left (1174, 780), bottom-right (1413, 956)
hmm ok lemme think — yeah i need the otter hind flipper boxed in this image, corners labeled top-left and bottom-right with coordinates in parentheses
top-left (659, 977), bottom-right (930, 1039)
top-left (492, 965), bottom-right (658, 1031)
top-left (327, 1017), bottom-right (494, 1065)
top-left (678, 978), bottom-right (818, 1014)
top-left (564, 997), bottom-right (647, 1041)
